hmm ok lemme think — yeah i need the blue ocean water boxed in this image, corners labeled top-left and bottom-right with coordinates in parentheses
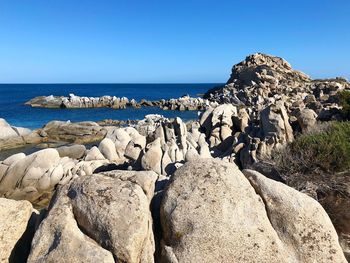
top-left (0, 84), bottom-right (220, 129)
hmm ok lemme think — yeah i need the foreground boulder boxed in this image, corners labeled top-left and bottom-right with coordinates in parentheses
top-left (28, 170), bottom-right (157, 263)
top-left (27, 185), bottom-right (115, 263)
top-left (0, 198), bottom-right (33, 262)
top-left (160, 159), bottom-right (346, 262)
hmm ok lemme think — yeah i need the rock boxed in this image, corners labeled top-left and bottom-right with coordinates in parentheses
top-left (29, 171), bottom-right (156, 263)
top-left (243, 169), bottom-right (347, 262)
top-left (28, 186), bottom-right (115, 263)
top-left (297, 108), bottom-right (318, 133)
top-left (0, 118), bottom-right (21, 140)
top-left (98, 169), bottom-right (158, 201)
top-left (0, 119), bottom-right (37, 150)
top-left (57, 144), bottom-right (86, 159)
top-left (0, 149), bottom-right (80, 206)
top-left (141, 138), bottom-right (162, 175)
top-left (98, 138), bottom-right (120, 162)
top-left (2, 152), bottom-right (26, 166)
top-left (0, 198), bottom-right (33, 262)
top-left (105, 127), bottom-right (132, 162)
top-left (160, 159), bottom-right (346, 263)
top-left (25, 94), bottom-right (132, 109)
top-left (41, 120), bottom-right (106, 144)
top-left (204, 53), bottom-right (350, 123)
top-left (84, 146), bottom-right (106, 161)
top-left (0, 149), bottom-right (61, 201)
top-left (72, 171), bottom-right (156, 263)
top-left (260, 101), bottom-right (294, 144)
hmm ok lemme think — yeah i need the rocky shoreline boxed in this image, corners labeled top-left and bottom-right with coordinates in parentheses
top-left (1, 53), bottom-right (350, 262)
top-left (25, 94), bottom-right (217, 111)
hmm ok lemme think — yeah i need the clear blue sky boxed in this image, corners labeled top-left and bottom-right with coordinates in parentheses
top-left (0, 0), bottom-right (349, 83)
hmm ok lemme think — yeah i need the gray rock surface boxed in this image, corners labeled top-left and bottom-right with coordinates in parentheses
top-left (27, 185), bottom-right (115, 263)
top-left (160, 159), bottom-right (347, 263)
top-left (29, 170), bottom-right (157, 263)
top-left (0, 198), bottom-right (33, 262)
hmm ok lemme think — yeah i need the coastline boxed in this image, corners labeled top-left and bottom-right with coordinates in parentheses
top-left (1, 54), bottom-right (349, 261)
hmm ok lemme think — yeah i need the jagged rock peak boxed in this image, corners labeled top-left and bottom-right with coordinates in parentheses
top-left (227, 52), bottom-right (311, 85)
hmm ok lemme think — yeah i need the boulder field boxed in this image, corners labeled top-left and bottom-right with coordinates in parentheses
top-left (1, 159), bottom-right (347, 262)
top-left (1, 53), bottom-right (350, 261)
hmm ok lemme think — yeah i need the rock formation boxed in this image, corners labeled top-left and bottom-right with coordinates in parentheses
top-left (0, 198), bottom-right (34, 262)
top-left (28, 170), bottom-right (157, 263)
top-left (25, 94), bottom-right (214, 111)
top-left (160, 159), bottom-right (347, 262)
top-left (1, 53), bottom-right (350, 260)
top-left (204, 53), bottom-right (349, 121)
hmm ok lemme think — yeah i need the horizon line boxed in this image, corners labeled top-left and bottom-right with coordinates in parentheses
top-left (0, 82), bottom-right (224, 85)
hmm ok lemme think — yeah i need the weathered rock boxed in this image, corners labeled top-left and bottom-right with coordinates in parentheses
top-left (160, 159), bottom-right (346, 263)
top-left (0, 149), bottom-right (62, 202)
top-left (297, 108), bottom-right (318, 133)
top-left (41, 120), bottom-right (106, 144)
top-left (0, 198), bottom-right (33, 262)
top-left (0, 119), bottom-right (35, 150)
top-left (98, 138), bottom-right (120, 162)
top-left (260, 101), bottom-right (294, 144)
top-left (29, 171), bottom-right (156, 263)
top-left (243, 169), bottom-right (347, 262)
top-left (141, 138), bottom-right (162, 175)
top-left (25, 94), bottom-right (131, 109)
top-left (84, 146), bottom-right (106, 161)
top-left (28, 185), bottom-right (115, 263)
top-left (57, 144), bottom-right (86, 159)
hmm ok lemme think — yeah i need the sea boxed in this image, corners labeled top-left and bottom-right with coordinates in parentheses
top-left (0, 83), bottom-right (221, 130)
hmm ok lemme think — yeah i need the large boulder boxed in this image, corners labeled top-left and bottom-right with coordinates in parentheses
top-left (141, 138), bottom-right (162, 175)
top-left (0, 149), bottom-right (63, 202)
top-left (0, 118), bottom-right (21, 140)
top-left (296, 108), bottom-right (318, 133)
top-left (160, 159), bottom-right (346, 262)
top-left (0, 149), bottom-right (101, 207)
top-left (260, 101), bottom-right (294, 144)
top-left (27, 186), bottom-right (115, 263)
top-left (0, 119), bottom-right (35, 150)
top-left (40, 121), bottom-right (106, 144)
top-left (57, 144), bottom-right (86, 159)
top-left (29, 171), bottom-right (157, 263)
top-left (0, 198), bottom-right (33, 262)
top-left (243, 169), bottom-right (347, 262)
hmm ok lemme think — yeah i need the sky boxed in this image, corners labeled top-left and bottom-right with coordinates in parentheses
top-left (0, 0), bottom-right (349, 83)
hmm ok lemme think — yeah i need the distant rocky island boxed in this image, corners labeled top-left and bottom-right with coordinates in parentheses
top-left (25, 93), bottom-right (215, 111)
top-left (1, 53), bottom-right (349, 262)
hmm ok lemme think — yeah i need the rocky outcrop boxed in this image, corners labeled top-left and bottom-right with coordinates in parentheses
top-left (27, 185), bottom-right (115, 263)
top-left (40, 120), bottom-right (106, 144)
top-left (0, 119), bottom-right (109, 152)
top-left (159, 95), bottom-right (215, 111)
top-left (204, 53), bottom-right (349, 117)
top-left (0, 119), bottom-right (41, 151)
top-left (56, 144), bottom-right (86, 159)
top-left (160, 159), bottom-right (347, 262)
top-left (0, 148), bottom-right (110, 207)
top-left (200, 53), bottom-right (350, 168)
top-left (0, 198), bottom-right (33, 262)
top-left (25, 94), bottom-right (132, 109)
top-left (28, 170), bottom-right (157, 263)
top-left (0, 118), bottom-right (31, 140)
top-left (25, 94), bottom-right (213, 111)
